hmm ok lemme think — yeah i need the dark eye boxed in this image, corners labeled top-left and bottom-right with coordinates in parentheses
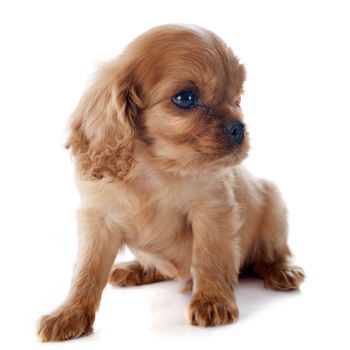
top-left (172, 89), bottom-right (198, 109)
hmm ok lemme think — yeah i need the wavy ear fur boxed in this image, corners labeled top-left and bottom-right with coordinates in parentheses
top-left (65, 60), bottom-right (142, 181)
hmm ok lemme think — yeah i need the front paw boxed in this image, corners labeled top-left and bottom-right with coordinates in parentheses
top-left (187, 295), bottom-right (239, 327)
top-left (37, 305), bottom-right (95, 341)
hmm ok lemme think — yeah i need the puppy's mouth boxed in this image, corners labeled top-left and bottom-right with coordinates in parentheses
top-left (205, 125), bottom-right (250, 166)
top-left (212, 145), bottom-right (245, 161)
top-left (189, 126), bottom-right (249, 167)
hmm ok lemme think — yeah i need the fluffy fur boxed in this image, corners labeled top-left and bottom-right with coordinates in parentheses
top-left (37, 24), bottom-right (304, 341)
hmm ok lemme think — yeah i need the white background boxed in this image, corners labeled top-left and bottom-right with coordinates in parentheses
top-left (0, 0), bottom-right (349, 349)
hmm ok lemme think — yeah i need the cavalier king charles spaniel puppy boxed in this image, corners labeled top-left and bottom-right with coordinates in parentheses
top-left (38, 24), bottom-right (304, 341)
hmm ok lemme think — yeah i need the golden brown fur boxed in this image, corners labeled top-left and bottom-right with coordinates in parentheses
top-left (37, 24), bottom-right (304, 341)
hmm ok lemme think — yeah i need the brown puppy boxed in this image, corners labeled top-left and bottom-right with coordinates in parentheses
top-left (37, 24), bottom-right (304, 341)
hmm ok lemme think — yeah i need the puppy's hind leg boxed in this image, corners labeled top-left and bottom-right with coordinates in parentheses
top-left (109, 261), bottom-right (174, 287)
top-left (251, 181), bottom-right (305, 291)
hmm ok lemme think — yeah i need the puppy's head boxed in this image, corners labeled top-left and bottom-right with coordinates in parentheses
top-left (66, 25), bottom-right (249, 180)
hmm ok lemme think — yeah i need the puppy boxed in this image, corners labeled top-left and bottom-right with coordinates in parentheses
top-left (38, 24), bottom-right (304, 341)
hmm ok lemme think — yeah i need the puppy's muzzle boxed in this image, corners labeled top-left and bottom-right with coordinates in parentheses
top-left (222, 121), bottom-right (245, 145)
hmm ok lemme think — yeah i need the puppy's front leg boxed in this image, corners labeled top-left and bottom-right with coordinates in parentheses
top-left (38, 208), bottom-right (122, 341)
top-left (188, 201), bottom-right (240, 327)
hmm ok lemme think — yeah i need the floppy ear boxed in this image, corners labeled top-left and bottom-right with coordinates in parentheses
top-left (65, 60), bottom-right (142, 181)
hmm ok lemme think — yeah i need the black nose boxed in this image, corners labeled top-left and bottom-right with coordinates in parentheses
top-left (222, 121), bottom-right (245, 145)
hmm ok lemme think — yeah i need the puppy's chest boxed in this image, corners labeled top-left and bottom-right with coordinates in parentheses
top-left (120, 179), bottom-right (193, 246)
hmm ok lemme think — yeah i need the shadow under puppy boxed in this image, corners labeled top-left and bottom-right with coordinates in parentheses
top-left (38, 24), bottom-right (305, 341)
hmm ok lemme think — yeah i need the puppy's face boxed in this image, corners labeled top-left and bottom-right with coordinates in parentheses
top-left (66, 25), bottom-right (250, 180)
top-left (132, 25), bottom-right (250, 173)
